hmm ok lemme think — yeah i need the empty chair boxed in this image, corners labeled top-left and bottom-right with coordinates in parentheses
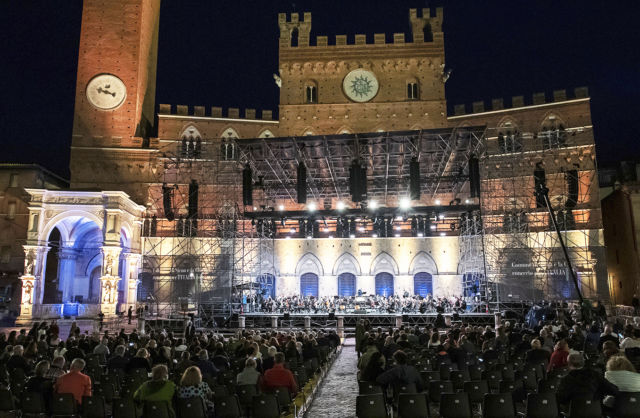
top-left (0, 389), bottom-right (16, 415)
top-left (428, 381), bottom-right (454, 405)
top-left (439, 364), bottom-right (455, 381)
top-left (272, 386), bottom-right (292, 413)
top-left (469, 365), bottom-right (484, 381)
top-left (499, 379), bottom-right (525, 403)
top-left (20, 391), bottom-right (47, 416)
top-left (614, 392), bottom-right (640, 418)
top-left (214, 395), bottom-right (242, 418)
top-left (440, 393), bottom-right (472, 418)
top-left (537, 378), bottom-right (559, 394)
top-left (113, 397), bottom-right (137, 418)
top-left (356, 394), bottom-right (387, 418)
top-left (236, 384), bottom-right (258, 411)
top-left (359, 381), bottom-right (383, 395)
top-left (143, 401), bottom-right (172, 418)
top-left (482, 370), bottom-right (502, 392)
top-left (498, 364), bottom-right (515, 382)
top-left (451, 370), bottom-right (470, 390)
top-left (482, 393), bottom-right (515, 418)
top-left (51, 393), bottom-right (77, 416)
top-left (526, 393), bottom-right (558, 418)
top-left (398, 393), bottom-right (429, 418)
top-left (520, 368), bottom-right (538, 392)
top-left (252, 394), bottom-right (281, 418)
top-left (211, 385), bottom-right (230, 397)
top-left (464, 380), bottom-right (489, 406)
top-left (176, 397), bottom-right (207, 418)
top-left (96, 382), bottom-right (116, 403)
top-left (421, 371), bottom-right (440, 386)
top-left (81, 396), bottom-right (106, 418)
top-left (568, 398), bottom-right (602, 418)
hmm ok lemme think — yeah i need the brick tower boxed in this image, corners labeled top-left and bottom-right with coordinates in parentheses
top-left (69, 0), bottom-right (161, 203)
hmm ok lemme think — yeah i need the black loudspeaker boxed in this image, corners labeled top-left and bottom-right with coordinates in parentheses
top-left (402, 314), bottom-right (410, 322)
top-left (349, 160), bottom-right (366, 202)
top-left (242, 164), bottom-right (253, 206)
top-left (328, 312), bottom-right (335, 320)
top-left (283, 313), bottom-right (290, 320)
top-left (468, 155), bottom-right (480, 198)
top-left (297, 163), bottom-right (307, 204)
top-left (188, 180), bottom-right (198, 235)
top-left (162, 183), bottom-right (175, 221)
top-left (566, 169), bottom-right (578, 208)
top-left (534, 167), bottom-right (546, 208)
top-left (409, 158), bottom-right (421, 200)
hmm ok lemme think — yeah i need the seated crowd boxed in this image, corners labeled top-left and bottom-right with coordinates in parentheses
top-left (0, 321), bottom-right (340, 417)
top-left (355, 315), bottom-right (640, 417)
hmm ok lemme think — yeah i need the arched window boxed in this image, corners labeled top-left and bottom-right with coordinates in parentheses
top-left (303, 130), bottom-right (314, 136)
top-left (258, 273), bottom-right (276, 299)
top-left (259, 129), bottom-right (275, 139)
top-left (181, 138), bottom-right (187, 157)
top-left (413, 272), bottom-right (433, 297)
top-left (497, 130), bottom-right (522, 153)
top-left (407, 82), bottom-right (419, 100)
top-left (375, 272), bottom-right (394, 296)
top-left (195, 138), bottom-right (202, 158)
top-left (221, 128), bottom-right (239, 161)
top-left (338, 273), bottom-right (356, 297)
top-left (43, 227), bottom-right (61, 304)
top-left (180, 126), bottom-right (203, 159)
top-left (423, 23), bottom-right (433, 42)
top-left (291, 27), bottom-right (299, 47)
top-left (305, 84), bottom-right (317, 104)
top-left (300, 273), bottom-right (318, 297)
top-left (540, 114), bottom-right (567, 150)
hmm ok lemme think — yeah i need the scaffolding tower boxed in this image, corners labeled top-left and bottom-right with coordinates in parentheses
top-left (479, 125), bottom-right (608, 308)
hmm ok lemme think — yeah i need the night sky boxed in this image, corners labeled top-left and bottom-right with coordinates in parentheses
top-left (1, 1), bottom-right (638, 180)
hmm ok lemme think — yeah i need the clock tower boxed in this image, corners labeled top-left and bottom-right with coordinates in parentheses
top-left (69, 0), bottom-right (161, 202)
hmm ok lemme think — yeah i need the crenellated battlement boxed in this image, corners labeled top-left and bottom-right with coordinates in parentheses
top-left (278, 9), bottom-right (444, 49)
top-left (450, 87), bottom-right (590, 117)
top-left (158, 104), bottom-right (276, 121)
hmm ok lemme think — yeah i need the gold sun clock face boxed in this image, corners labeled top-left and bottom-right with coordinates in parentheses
top-left (86, 74), bottom-right (127, 110)
top-left (343, 69), bottom-right (379, 103)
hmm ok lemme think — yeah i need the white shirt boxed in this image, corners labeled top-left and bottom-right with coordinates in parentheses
top-left (620, 337), bottom-right (640, 350)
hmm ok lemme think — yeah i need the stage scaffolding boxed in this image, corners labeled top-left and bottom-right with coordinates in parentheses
top-left (479, 126), bottom-right (608, 308)
top-left (136, 124), bottom-right (607, 319)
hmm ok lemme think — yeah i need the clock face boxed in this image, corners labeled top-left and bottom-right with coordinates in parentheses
top-left (86, 74), bottom-right (127, 110)
top-left (343, 69), bottom-right (379, 102)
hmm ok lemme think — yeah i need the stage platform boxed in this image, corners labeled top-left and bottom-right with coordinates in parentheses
top-left (239, 312), bottom-right (496, 329)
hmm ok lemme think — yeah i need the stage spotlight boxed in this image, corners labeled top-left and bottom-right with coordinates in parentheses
top-left (278, 204), bottom-right (284, 211)
top-left (430, 225), bottom-right (437, 230)
top-left (395, 215), bottom-right (403, 221)
top-left (253, 206), bottom-right (257, 211)
top-left (285, 236), bottom-right (291, 240)
top-left (418, 232), bottom-right (424, 237)
top-left (306, 235), bottom-right (312, 239)
top-left (435, 199), bottom-right (441, 205)
top-left (440, 232), bottom-right (446, 236)
top-left (438, 213), bottom-right (445, 220)
top-left (395, 226), bottom-right (401, 231)
top-left (324, 227), bottom-right (330, 232)
top-left (336, 201), bottom-right (346, 211)
top-left (369, 200), bottom-right (378, 209)
top-left (308, 202), bottom-right (316, 212)
top-left (372, 233), bottom-right (378, 238)
top-left (349, 234), bottom-right (356, 238)
top-left (394, 233), bottom-right (400, 237)
top-left (289, 228), bottom-right (296, 233)
top-left (328, 235), bottom-right (333, 239)
top-left (358, 226), bottom-right (365, 232)
top-left (399, 197), bottom-right (411, 210)
top-left (465, 199), bottom-right (470, 204)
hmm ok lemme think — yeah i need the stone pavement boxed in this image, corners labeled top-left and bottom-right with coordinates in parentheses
top-left (306, 338), bottom-right (358, 418)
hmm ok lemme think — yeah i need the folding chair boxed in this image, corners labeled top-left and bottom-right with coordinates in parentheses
top-left (176, 396), bottom-right (207, 418)
top-left (356, 394), bottom-right (387, 418)
top-left (214, 395), bottom-right (242, 418)
top-left (81, 396), bottom-right (106, 418)
top-left (113, 397), bottom-right (137, 418)
top-left (252, 394), bottom-right (280, 418)
top-left (51, 393), bottom-right (77, 417)
top-left (359, 381), bottom-right (383, 395)
top-left (428, 380), bottom-right (454, 405)
top-left (20, 391), bottom-right (47, 417)
top-left (398, 393), bottom-right (429, 418)
top-left (613, 392), bottom-right (640, 418)
top-left (439, 392), bottom-right (472, 418)
top-left (142, 401), bottom-right (172, 418)
top-left (482, 393), bottom-right (515, 418)
top-left (568, 398), bottom-right (601, 418)
top-left (525, 393), bottom-right (559, 418)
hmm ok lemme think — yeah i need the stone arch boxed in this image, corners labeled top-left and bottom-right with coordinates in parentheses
top-left (370, 251), bottom-right (399, 276)
top-left (220, 126), bottom-right (240, 139)
top-left (539, 111), bottom-right (566, 131)
top-left (295, 252), bottom-right (324, 277)
top-left (332, 252), bottom-right (362, 276)
top-left (409, 251), bottom-right (439, 275)
top-left (258, 129), bottom-right (275, 138)
top-left (303, 79), bottom-right (318, 104)
top-left (41, 211), bottom-right (103, 246)
top-left (301, 127), bottom-right (315, 136)
top-left (497, 116), bottom-right (519, 132)
top-left (337, 126), bottom-right (352, 135)
top-left (180, 124), bottom-right (202, 140)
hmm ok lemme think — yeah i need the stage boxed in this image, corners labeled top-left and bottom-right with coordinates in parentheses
top-left (238, 311), bottom-right (497, 329)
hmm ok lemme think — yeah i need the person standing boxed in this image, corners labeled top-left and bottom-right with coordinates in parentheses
top-left (127, 306), bottom-right (133, 325)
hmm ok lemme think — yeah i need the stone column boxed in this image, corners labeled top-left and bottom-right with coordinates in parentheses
top-left (494, 312), bottom-right (502, 329)
top-left (57, 246), bottom-right (78, 303)
top-left (238, 315), bottom-right (246, 329)
top-left (395, 315), bottom-right (403, 328)
top-left (22, 244), bottom-right (49, 306)
top-left (304, 316), bottom-right (311, 330)
top-left (17, 275), bottom-right (36, 320)
top-left (122, 253), bottom-right (141, 308)
top-left (99, 246), bottom-right (122, 316)
top-left (444, 314), bottom-right (452, 327)
top-left (337, 316), bottom-right (344, 338)
top-left (271, 316), bottom-right (279, 328)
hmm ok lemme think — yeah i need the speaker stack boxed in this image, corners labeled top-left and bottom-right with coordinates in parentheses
top-left (409, 158), bottom-right (421, 200)
top-left (468, 155), bottom-right (480, 198)
top-left (242, 164), bottom-right (253, 206)
top-left (162, 183), bottom-right (175, 221)
top-left (297, 162), bottom-right (307, 204)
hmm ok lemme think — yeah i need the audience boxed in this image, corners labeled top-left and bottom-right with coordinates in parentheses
top-left (375, 350), bottom-right (423, 392)
top-left (557, 353), bottom-right (618, 406)
top-left (262, 352), bottom-right (298, 395)
top-left (236, 357), bottom-right (261, 386)
top-left (55, 358), bottom-right (92, 405)
top-left (178, 365), bottom-right (213, 409)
